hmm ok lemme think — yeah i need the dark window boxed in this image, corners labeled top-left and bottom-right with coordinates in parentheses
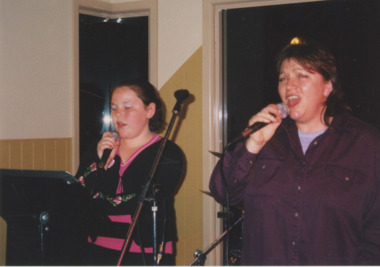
top-left (79, 14), bottom-right (148, 159)
top-left (224, 0), bottom-right (380, 144)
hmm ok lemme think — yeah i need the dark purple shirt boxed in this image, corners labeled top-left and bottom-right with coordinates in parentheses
top-left (209, 111), bottom-right (380, 265)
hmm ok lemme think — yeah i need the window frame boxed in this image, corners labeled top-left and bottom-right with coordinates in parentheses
top-left (73, 0), bottom-right (157, 171)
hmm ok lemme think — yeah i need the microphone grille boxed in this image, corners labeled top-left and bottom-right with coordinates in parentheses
top-left (111, 131), bottom-right (120, 141)
top-left (277, 103), bottom-right (289, 119)
top-left (174, 89), bottom-right (190, 102)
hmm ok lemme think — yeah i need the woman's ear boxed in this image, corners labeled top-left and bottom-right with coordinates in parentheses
top-left (146, 103), bottom-right (156, 119)
top-left (323, 80), bottom-right (333, 97)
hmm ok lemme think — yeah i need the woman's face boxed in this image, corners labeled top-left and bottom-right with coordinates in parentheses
top-left (278, 58), bottom-right (332, 129)
top-left (111, 86), bottom-right (155, 140)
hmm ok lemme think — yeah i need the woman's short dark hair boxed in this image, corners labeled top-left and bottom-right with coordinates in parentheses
top-left (276, 40), bottom-right (348, 125)
top-left (111, 79), bottom-right (166, 133)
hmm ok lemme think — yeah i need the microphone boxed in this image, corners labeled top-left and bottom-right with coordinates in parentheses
top-left (229, 103), bottom-right (289, 146)
top-left (98, 131), bottom-right (119, 169)
top-left (173, 89), bottom-right (190, 112)
top-left (241, 103), bottom-right (289, 138)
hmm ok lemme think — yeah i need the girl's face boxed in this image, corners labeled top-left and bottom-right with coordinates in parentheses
top-left (278, 58), bottom-right (332, 130)
top-left (111, 86), bottom-right (155, 140)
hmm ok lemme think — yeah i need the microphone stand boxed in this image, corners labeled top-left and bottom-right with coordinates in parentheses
top-left (203, 136), bottom-right (245, 266)
top-left (117, 90), bottom-right (189, 266)
top-left (189, 214), bottom-right (244, 266)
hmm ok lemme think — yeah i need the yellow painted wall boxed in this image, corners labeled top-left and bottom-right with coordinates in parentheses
top-left (0, 217), bottom-right (6, 265)
top-left (0, 138), bottom-right (72, 172)
top-left (159, 47), bottom-right (203, 265)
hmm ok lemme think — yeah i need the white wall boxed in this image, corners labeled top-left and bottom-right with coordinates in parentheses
top-left (0, 0), bottom-right (202, 140)
top-left (157, 0), bottom-right (202, 88)
top-left (0, 0), bottom-right (74, 139)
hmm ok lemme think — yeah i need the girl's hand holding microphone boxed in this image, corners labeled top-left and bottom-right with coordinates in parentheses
top-left (97, 131), bottom-right (120, 170)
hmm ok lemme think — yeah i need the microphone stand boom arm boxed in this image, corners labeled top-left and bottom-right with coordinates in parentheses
top-left (116, 89), bottom-right (189, 266)
top-left (189, 215), bottom-right (244, 266)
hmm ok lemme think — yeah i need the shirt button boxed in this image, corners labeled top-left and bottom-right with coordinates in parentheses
top-left (294, 212), bottom-right (299, 217)
top-left (297, 185), bottom-right (302, 191)
top-left (233, 178), bottom-right (238, 183)
top-left (249, 160), bottom-right (253, 165)
top-left (313, 141), bottom-right (318, 145)
top-left (292, 241), bottom-right (296, 246)
top-left (262, 164), bottom-right (266, 169)
top-left (344, 176), bottom-right (350, 182)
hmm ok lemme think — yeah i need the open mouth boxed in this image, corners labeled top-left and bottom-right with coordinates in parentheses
top-left (287, 95), bottom-right (301, 108)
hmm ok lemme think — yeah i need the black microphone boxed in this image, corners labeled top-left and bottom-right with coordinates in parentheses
top-left (231, 103), bottom-right (289, 144)
top-left (242, 103), bottom-right (289, 137)
top-left (173, 89), bottom-right (190, 112)
top-left (98, 131), bottom-right (119, 169)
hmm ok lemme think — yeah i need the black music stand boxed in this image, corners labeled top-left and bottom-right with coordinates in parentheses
top-left (0, 169), bottom-right (108, 265)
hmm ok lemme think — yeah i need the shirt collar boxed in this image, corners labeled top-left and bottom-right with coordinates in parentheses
top-left (280, 110), bottom-right (355, 135)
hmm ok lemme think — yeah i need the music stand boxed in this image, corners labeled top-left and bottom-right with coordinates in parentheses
top-left (0, 169), bottom-right (107, 265)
